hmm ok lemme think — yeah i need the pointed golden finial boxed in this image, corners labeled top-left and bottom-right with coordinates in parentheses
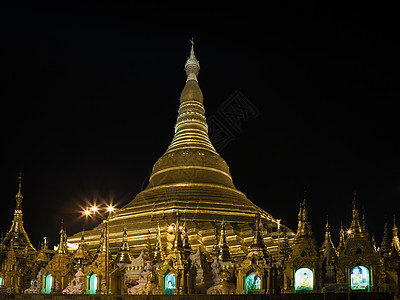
top-left (325, 215), bottom-right (330, 231)
top-left (18, 172), bottom-right (22, 191)
top-left (15, 173), bottom-right (23, 209)
top-left (185, 38), bottom-right (200, 81)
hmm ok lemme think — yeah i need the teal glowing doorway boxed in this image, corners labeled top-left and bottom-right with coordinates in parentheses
top-left (44, 274), bottom-right (52, 294)
top-left (0, 277), bottom-right (2, 286)
top-left (294, 268), bottom-right (313, 292)
top-left (164, 273), bottom-right (175, 295)
top-left (245, 273), bottom-right (261, 294)
top-left (350, 266), bottom-right (370, 291)
top-left (89, 274), bottom-right (97, 294)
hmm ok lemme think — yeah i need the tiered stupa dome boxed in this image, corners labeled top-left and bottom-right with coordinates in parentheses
top-left (69, 42), bottom-right (293, 259)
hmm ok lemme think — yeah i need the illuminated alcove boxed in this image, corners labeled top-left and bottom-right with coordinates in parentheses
top-left (350, 266), bottom-right (370, 292)
top-left (87, 274), bottom-right (97, 294)
top-left (294, 268), bottom-right (313, 292)
top-left (43, 274), bottom-right (52, 294)
top-left (245, 273), bottom-right (262, 294)
top-left (164, 273), bottom-right (175, 295)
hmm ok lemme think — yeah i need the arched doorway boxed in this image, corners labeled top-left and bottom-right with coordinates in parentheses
top-left (164, 273), bottom-right (175, 295)
top-left (350, 266), bottom-right (370, 291)
top-left (294, 267), bottom-right (313, 292)
top-left (245, 273), bottom-right (261, 294)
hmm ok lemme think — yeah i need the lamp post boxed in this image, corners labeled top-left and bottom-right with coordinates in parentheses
top-left (83, 204), bottom-right (115, 294)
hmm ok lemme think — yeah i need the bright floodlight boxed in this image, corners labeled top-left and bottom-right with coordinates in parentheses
top-left (84, 209), bottom-right (91, 216)
top-left (91, 206), bottom-right (98, 212)
top-left (107, 206), bottom-right (115, 212)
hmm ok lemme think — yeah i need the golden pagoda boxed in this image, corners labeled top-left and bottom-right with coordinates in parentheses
top-left (3, 175), bottom-right (36, 254)
top-left (69, 41), bottom-right (293, 259)
top-left (0, 175), bottom-right (37, 293)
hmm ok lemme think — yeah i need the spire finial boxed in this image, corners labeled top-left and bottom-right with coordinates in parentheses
top-left (392, 215), bottom-right (400, 253)
top-left (185, 39), bottom-right (200, 81)
top-left (350, 191), bottom-right (362, 236)
top-left (325, 215), bottom-right (330, 230)
top-left (18, 172), bottom-right (22, 191)
top-left (15, 173), bottom-right (23, 209)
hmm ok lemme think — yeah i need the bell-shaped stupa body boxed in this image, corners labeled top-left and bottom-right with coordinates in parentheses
top-left (69, 42), bottom-right (292, 259)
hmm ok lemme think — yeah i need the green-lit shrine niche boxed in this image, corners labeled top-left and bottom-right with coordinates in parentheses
top-left (350, 266), bottom-right (370, 292)
top-left (245, 273), bottom-right (261, 294)
top-left (164, 273), bottom-right (175, 295)
top-left (294, 268), bottom-right (313, 292)
top-left (43, 274), bottom-right (52, 294)
top-left (88, 274), bottom-right (97, 294)
top-left (0, 277), bottom-right (3, 286)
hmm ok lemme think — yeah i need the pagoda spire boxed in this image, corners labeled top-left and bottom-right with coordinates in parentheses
top-left (361, 207), bottom-right (369, 238)
top-left (57, 222), bottom-right (68, 254)
top-left (320, 217), bottom-right (337, 265)
top-left (115, 227), bottom-right (132, 265)
top-left (153, 222), bottom-right (163, 262)
top-left (212, 223), bottom-right (219, 257)
top-left (146, 39), bottom-right (236, 190)
top-left (184, 38), bottom-right (200, 82)
top-left (295, 201), bottom-right (303, 238)
top-left (172, 211), bottom-right (183, 250)
top-left (296, 193), bottom-right (313, 238)
top-left (337, 222), bottom-right (345, 251)
top-left (218, 219), bottom-right (231, 261)
top-left (371, 232), bottom-right (377, 251)
top-left (182, 221), bottom-right (191, 258)
top-left (15, 173), bottom-right (23, 211)
top-left (4, 174), bottom-right (35, 252)
top-left (392, 216), bottom-right (400, 252)
top-left (92, 227), bottom-right (105, 262)
top-left (349, 191), bottom-right (362, 237)
top-left (381, 218), bottom-right (392, 256)
top-left (73, 231), bottom-right (90, 266)
top-left (251, 214), bottom-right (265, 249)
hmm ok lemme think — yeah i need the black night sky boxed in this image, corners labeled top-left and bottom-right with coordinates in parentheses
top-left (1, 3), bottom-right (399, 249)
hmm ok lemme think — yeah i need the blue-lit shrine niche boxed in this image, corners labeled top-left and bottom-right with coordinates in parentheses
top-left (164, 273), bottom-right (175, 295)
top-left (245, 273), bottom-right (262, 294)
top-left (350, 266), bottom-right (370, 292)
top-left (0, 277), bottom-right (3, 286)
top-left (88, 274), bottom-right (97, 294)
top-left (43, 274), bottom-right (52, 294)
top-left (294, 268), bottom-right (314, 292)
